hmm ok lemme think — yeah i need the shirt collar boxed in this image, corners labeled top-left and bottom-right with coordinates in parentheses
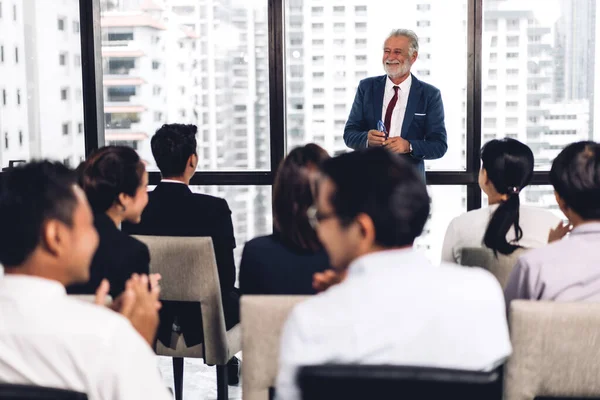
top-left (385, 73), bottom-right (412, 95)
top-left (571, 222), bottom-right (600, 236)
top-left (161, 179), bottom-right (186, 185)
top-left (0, 274), bottom-right (66, 297)
top-left (346, 247), bottom-right (430, 278)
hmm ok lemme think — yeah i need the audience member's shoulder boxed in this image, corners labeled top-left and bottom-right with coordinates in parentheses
top-left (449, 206), bottom-right (489, 227)
top-left (516, 238), bottom-right (569, 265)
top-left (439, 261), bottom-right (503, 294)
top-left (122, 231), bottom-right (149, 254)
top-left (190, 191), bottom-right (230, 209)
top-left (521, 205), bottom-right (561, 221)
top-left (61, 296), bottom-right (134, 336)
top-left (244, 234), bottom-right (277, 253)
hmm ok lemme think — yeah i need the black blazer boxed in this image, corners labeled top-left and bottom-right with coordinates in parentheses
top-left (239, 233), bottom-right (330, 295)
top-left (67, 213), bottom-right (150, 298)
top-left (122, 182), bottom-right (238, 347)
top-left (123, 182), bottom-right (236, 289)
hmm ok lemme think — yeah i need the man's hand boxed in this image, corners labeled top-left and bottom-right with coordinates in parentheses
top-left (94, 279), bottom-right (112, 306)
top-left (312, 269), bottom-right (348, 293)
top-left (367, 130), bottom-right (386, 147)
top-left (383, 137), bottom-right (411, 154)
top-left (548, 221), bottom-right (572, 243)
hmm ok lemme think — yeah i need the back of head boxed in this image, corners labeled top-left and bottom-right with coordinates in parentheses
top-left (550, 141), bottom-right (600, 220)
top-left (151, 124), bottom-right (198, 178)
top-left (0, 161), bottom-right (77, 267)
top-left (273, 143), bottom-right (330, 251)
top-left (320, 147), bottom-right (430, 247)
top-left (481, 138), bottom-right (534, 255)
top-left (79, 145), bottom-right (144, 214)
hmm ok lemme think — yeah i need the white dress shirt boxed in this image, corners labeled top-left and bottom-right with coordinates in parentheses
top-left (275, 249), bottom-right (511, 400)
top-left (0, 275), bottom-right (171, 400)
top-left (441, 204), bottom-right (561, 264)
top-left (382, 74), bottom-right (412, 138)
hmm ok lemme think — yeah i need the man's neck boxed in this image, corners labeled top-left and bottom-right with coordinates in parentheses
top-left (389, 72), bottom-right (411, 85)
top-left (162, 176), bottom-right (189, 185)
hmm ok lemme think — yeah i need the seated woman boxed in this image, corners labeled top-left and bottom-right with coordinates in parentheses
top-left (442, 138), bottom-right (561, 264)
top-left (68, 146), bottom-right (150, 298)
top-left (240, 143), bottom-right (331, 295)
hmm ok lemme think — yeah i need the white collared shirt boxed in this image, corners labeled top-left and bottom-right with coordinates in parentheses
top-left (0, 275), bottom-right (171, 400)
top-left (382, 74), bottom-right (412, 138)
top-left (275, 249), bottom-right (511, 400)
top-left (160, 179), bottom-right (185, 185)
top-left (441, 204), bottom-right (561, 264)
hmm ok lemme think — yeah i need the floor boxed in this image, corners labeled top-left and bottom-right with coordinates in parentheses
top-left (158, 356), bottom-right (243, 400)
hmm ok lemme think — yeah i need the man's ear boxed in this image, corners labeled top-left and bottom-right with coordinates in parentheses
top-left (554, 190), bottom-right (570, 218)
top-left (188, 153), bottom-right (198, 170)
top-left (41, 220), bottom-right (65, 257)
top-left (355, 213), bottom-right (376, 245)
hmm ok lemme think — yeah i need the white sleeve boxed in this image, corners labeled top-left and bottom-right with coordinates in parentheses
top-left (98, 321), bottom-right (172, 400)
top-left (441, 217), bottom-right (459, 263)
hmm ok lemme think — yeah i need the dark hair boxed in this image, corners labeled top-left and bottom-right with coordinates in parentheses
top-left (481, 138), bottom-right (534, 255)
top-left (151, 124), bottom-right (198, 177)
top-left (0, 161), bottom-right (78, 267)
top-left (320, 147), bottom-right (430, 247)
top-left (79, 146), bottom-right (145, 214)
top-left (549, 141), bottom-right (600, 220)
top-left (273, 144), bottom-right (330, 251)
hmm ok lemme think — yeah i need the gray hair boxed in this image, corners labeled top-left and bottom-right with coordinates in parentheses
top-left (385, 29), bottom-right (419, 57)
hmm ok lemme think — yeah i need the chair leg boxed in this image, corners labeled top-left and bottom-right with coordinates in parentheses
top-left (173, 357), bottom-right (184, 400)
top-left (216, 364), bottom-right (229, 400)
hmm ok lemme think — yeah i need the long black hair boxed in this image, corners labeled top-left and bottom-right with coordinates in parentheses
top-left (481, 138), bottom-right (534, 255)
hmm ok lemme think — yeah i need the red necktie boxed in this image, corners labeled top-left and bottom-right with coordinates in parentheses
top-left (384, 86), bottom-right (399, 134)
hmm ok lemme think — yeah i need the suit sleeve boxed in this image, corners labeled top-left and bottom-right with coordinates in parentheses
top-left (409, 89), bottom-right (448, 160)
top-left (212, 199), bottom-right (237, 290)
top-left (343, 81), bottom-right (369, 149)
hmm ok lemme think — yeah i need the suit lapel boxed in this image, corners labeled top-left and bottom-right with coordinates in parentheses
top-left (401, 74), bottom-right (422, 138)
top-left (372, 75), bottom-right (387, 127)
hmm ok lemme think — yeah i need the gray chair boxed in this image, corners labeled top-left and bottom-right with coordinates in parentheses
top-left (459, 247), bottom-right (526, 288)
top-left (241, 295), bottom-right (310, 400)
top-left (0, 383), bottom-right (87, 399)
top-left (505, 300), bottom-right (600, 400)
top-left (133, 235), bottom-right (241, 400)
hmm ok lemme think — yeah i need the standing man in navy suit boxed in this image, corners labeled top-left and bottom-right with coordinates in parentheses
top-left (344, 29), bottom-right (447, 178)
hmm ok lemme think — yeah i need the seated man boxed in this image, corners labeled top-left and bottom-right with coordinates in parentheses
top-left (0, 161), bottom-right (170, 400)
top-left (276, 148), bottom-right (511, 400)
top-left (122, 123), bottom-right (240, 379)
top-left (505, 141), bottom-right (600, 306)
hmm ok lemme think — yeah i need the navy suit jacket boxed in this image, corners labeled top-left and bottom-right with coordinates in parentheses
top-left (344, 74), bottom-right (448, 177)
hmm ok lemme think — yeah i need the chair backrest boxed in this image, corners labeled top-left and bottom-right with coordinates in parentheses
top-left (241, 295), bottom-right (310, 400)
top-left (298, 364), bottom-right (503, 400)
top-left (459, 247), bottom-right (526, 287)
top-left (0, 383), bottom-right (87, 400)
top-left (132, 235), bottom-right (228, 363)
top-left (505, 300), bottom-right (600, 400)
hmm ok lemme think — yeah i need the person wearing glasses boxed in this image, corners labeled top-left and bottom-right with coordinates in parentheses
top-left (505, 141), bottom-right (600, 307)
top-left (275, 148), bottom-right (511, 400)
top-left (344, 29), bottom-right (447, 180)
top-left (239, 144), bottom-right (330, 295)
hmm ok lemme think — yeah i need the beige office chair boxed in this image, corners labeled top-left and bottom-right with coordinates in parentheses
top-left (459, 247), bottom-right (526, 288)
top-left (134, 235), bottom-right (240, 400)
top-left (505, 300), bottom-right (600, 400)
top-left (241, 295), bottom-right (310, 400)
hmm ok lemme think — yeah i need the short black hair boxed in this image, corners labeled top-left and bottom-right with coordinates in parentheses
top-left (550, 141), bottom-right (600, 220)
top-left (151, 124), bottom-right (198, 177)
top-left (79, 146), bottom-right (145, 214)
top-left (320, 147), bottom-right (430, 247)
top-left (0, 161), bottom-right (78, 267)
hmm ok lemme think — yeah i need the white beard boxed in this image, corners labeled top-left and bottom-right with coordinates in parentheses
top-left (384, 60), bottom-right (412, 79)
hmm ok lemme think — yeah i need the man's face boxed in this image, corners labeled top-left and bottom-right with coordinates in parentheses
top-left (314, 178), bottom-right (361, 270)
top-left (63, 186), bottom-right (99, 284)
top-left (382, 35), bottom-right (417, 80)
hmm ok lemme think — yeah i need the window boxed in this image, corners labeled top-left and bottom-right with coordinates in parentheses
top-left (333, 6), bottom-right (345, 13)
top-left (506, 101), bottom-right (518, 108)
top-left (507, 19), bottom-right (520, 30)
top-left (12, 4), bottom-right (16, 20)
top-left (507, 36), bottom-right (519, 46)
top-left (355, 38), bottom-right (367, 47)
top-left (312, 39), bottom-right (324, 46)
top-left (19, 131), bottom-right (23, 146)
top-left (506, 52), bottom-right (519, 58)
top-left (333, 39), bottom-right (345, 46)
top-left (101, 1), bottom-right (270, 171)
top-left (311, 6), bottom-right (323, 15)
top-left (355, 22), bottom-right (367, 31)
top-left (14, 46), bottom-right (18, 63)
top-left (506, 68), bottom-right (519, 76)
top-left (417, 4), bottom-right (431, 11)
top-left (57, 18), bottom-right (65, 31)
top-left (0, 45), bottom-right (3, 63)
top-left (73, 21), bottom-right (80, 33)
top-left (2, 89), bottom-right (5, 105)
top-left (355, 5), bottom-right (367, 14)
top-left (312, 23), bottom-right (324, 30)
top-left (59, 53), bottom-right (67, 66)
top-left (16, 89), bottom-right (20, 105)
top-left (62, 123), bottom-right (70, 135)
top-left (61, 88), bottom-right (69, 101)
top-left (417, 20), bottom-right (431, 27)
top-left (78, 123), bottom-right (83, 134)
top-left (4, 133), bottom-right (8, 150)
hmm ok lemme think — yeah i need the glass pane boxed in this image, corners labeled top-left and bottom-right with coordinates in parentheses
top-left (415, 185), bottom-right (468, 264)
top-left (0, 1), bottom-right (86, 168)
top-left (482, 0), bottom-right (597, 170)
top-left (100, 1), bottom-right (270, 171)
top-left (285, 0), bottom-right (468, 170)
